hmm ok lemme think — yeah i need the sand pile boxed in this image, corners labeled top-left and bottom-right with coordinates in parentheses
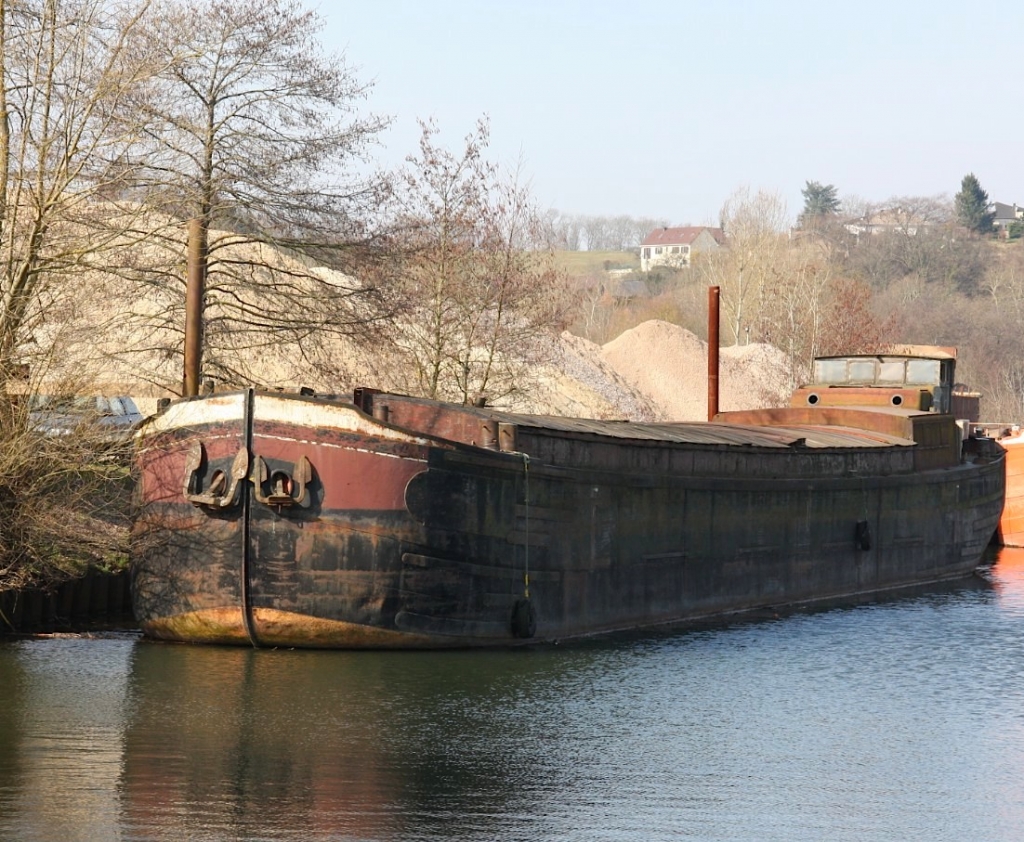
top-left (468, 321), bottom-right (790, 421)
top-left (601, 320), bottom-right (790, 421)
top-left (504, 332), bottom-right (659, 420)
top-left (29, 312), bottom-right (791, 421)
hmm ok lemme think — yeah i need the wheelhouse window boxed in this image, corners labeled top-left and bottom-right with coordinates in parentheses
top-left (814, 359), bottom-right (849, 384)
top-left (812, 355), bottom-right (948, 391)
top-left (877, 361), bottom-right (905, 385)
top-left (906, 359), bottom-right (941, 386)
top-left (848, 360), bottom-right (876, 382)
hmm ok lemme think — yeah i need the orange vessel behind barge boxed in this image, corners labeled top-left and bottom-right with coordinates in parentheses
top-left (993, 428), bottom-right (1024, 547)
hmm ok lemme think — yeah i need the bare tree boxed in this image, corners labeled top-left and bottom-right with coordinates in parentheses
top-left (815, 276), bottom-right (898, 357)
top-left (0, 0), bottom-right (157, 396)
top-left (983, 246), bottom-right (1024, 320)
top-left (571, 274), bottom-right (614, 342)
top-left (754, 243), bottom-right (833, 386)
top-left (0, 0), bottom-right (396, 587)
top-left (540, 210), bottom-right (586, 251)
top-left (0, 0), bottom-right (166, 588)
top-left (838, 194), bottom-right (987, 293)
top-left (113, 0), bottom-right (392, 391)
top-left (539, 211), bottom-right (667, 252)
top-left (738, 231), bottom-right (891, 387)
top-left (381, 118), bottom-right (571, 406)
top-left (691, 189), bottom-right (899, 387)
top-left (696, 187), bottom-right (789, 345)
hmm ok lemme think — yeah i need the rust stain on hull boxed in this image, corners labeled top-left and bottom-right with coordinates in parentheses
top-left (142, 607), bottom-right (444, 649)
top-left (141, 607), bottom-right (251, 646)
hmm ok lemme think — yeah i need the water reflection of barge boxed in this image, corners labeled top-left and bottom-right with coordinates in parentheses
top-left (129, 343), bottom-right (1005, 649)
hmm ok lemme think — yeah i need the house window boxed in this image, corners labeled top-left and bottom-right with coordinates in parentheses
top-left (670, 246), bottom-right (679, 254)
top-left (642, 247), bottom-right (650, 259)
top-left (682, 245), bottom-right (690, 253)
top-left (655, 247), bottom-right (663, 255)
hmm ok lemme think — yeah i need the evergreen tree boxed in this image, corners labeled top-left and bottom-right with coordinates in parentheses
top-left (954, 173), bottom-right (995, 234)
top-left (800, 181), bottom-right (841, 226)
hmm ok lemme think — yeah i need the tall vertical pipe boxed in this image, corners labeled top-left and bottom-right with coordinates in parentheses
top-left (183, 218), bottom-right (206, 397)
top-left (708, 285), bottom-right (720, 421)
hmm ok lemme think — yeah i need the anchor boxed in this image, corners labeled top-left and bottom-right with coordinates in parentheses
top-left (250, 454), bottom-right (312, 508)
top-left (183, 443), bottom-right (250, 509)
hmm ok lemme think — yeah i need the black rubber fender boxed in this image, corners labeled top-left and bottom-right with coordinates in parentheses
top-left (855, 519), bottom-right (872, 551)
top-left (510, 598), bottom-right (536, 639)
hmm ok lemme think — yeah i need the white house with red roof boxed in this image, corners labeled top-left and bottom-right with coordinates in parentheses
top-left (640, 226), bottom-right (724, 272)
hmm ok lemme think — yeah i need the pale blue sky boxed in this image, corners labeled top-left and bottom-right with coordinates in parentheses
top-left (315, 1), bottom-right (1022, 224)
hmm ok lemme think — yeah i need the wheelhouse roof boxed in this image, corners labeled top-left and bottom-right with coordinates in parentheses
top-left (815, 345), bottom-right (956, 361)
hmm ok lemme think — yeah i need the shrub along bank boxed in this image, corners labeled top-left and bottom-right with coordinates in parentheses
top-left (0, 395), bottom-right (133, 610)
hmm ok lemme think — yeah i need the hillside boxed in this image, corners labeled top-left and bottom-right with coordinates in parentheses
top-left (552, 249), bottom-right (639, 276)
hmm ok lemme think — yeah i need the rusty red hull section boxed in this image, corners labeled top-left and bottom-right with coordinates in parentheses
top-left (130, 390), bottom-right (1005, 648)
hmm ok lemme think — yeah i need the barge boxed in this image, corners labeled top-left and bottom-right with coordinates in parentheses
top-left (130, 346), bottom-right (1005, 648)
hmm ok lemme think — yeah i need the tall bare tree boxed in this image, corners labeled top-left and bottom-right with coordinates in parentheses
top-left (0, 0), bottom-right (165, 588)
top-left (0, 0), bottom-right (400, 587)
top-left (115, 0), bottom-right (392, 390)
top-left (695, 187), bottom-right (789, 345)
top-left (753, 242), bottom-right (833, 385)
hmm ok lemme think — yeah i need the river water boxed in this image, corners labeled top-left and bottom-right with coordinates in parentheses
top-left (2, 549), bottom-right (1024, 842)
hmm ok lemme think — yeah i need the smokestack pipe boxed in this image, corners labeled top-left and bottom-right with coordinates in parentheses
top-left (183, 218), bottom-right (206, 397)
top-left (708, 286), bottom-right (720, 421)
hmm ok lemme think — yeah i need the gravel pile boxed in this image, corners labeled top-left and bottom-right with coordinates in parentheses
top-left (600, 320), bottom-right (790, 421)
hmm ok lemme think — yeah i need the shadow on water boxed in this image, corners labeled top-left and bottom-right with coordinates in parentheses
top-left (0, 652), bottom-right (25, 815)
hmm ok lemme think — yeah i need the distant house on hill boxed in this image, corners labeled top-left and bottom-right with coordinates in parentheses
top-left (640, 226), bottom-right (724, 272)
top-left (991, 202), bottom-right (1024, 235)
